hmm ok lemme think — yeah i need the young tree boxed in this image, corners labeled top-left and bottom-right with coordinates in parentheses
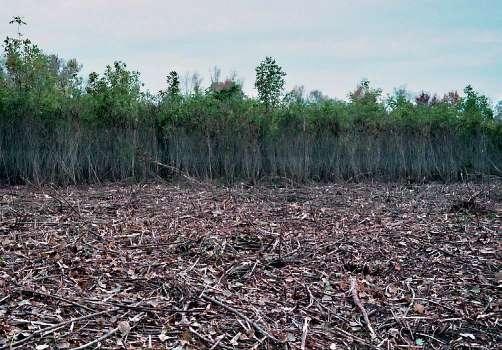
top-left (349, 79), bottom-right (382, 105)
top-left (442, 91), bottom-right (461, 105)
top-left (415, 91), bottom-right (431, 106)
top-left (387, 87), bottom-right (413, 117)
top-left (2, 17), bottom-right (83, 117)
top-left (166, 71), bottom-right (180, 96)
top-left (462, 85), bottom-right (493, 122)
top-left (85, 61), bottom-right (144, 124)
top-left (255, 56), bottom-right (286, 110)
top-left (208, 79), bottom-right (244, 101)
top-left (348, 79), bottom-right (385, 126)
top-left (9, 16), bottom-right (27, 38)
top-left (207, 70), bottom-right (244, 101)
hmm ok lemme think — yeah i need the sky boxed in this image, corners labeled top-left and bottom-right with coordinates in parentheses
top-left (1, 0), bottom-right (501, 101)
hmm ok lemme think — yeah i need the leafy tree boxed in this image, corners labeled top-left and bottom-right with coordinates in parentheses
top-left (255, 56), bottom-right (286, 110)
top-left (2, 24), bottom-right (83, 119)
top-left (159, 71), bottom-right (180, 100)
top-left (349, 79), bottom-right (382, 105)
top-left (387, 88), bottom-right (411, 109)
top-left (415, 91), bottom-right (431, 106)
top-left (208, 79), bottom-right (244, 101)
top-left (462, 85), bottom-right (493, 124)
top-left (166, 71), bottom-right (180, 96)
top-left (58, 58), bottom-right (83, 97)
top-left (387, 88), bottom-right (414, 121)
top-left (348, 79), bottom-right (385, 128)
top-left (442, 91), bottom-right (461, 105)
top-left (85, 61), bottom-right (144, 124)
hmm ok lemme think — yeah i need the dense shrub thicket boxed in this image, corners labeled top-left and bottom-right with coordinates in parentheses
top-left (0, 32), bottom-right (501, 184)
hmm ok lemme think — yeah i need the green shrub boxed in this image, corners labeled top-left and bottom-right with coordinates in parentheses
top-left (0, 22), bottom-right (500, 184)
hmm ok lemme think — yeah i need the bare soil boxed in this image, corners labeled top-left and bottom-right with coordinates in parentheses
top-left (0, 181), bottom-right (501, 349)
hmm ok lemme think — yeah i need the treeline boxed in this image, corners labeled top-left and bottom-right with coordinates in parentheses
top-left (0, 22), bottom-right (501, 184)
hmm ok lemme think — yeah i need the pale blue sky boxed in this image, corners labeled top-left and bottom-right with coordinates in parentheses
top-left (1, 0), bottom-right (501, 101)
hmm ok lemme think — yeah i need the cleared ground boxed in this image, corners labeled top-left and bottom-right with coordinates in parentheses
top-left (0, 181), bottom-right (500, 349)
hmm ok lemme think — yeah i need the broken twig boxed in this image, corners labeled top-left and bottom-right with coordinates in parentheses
top-left (349, 277), bottom-right (378, 341)
top-left (301, 316), bottom-right (310, 350)
top-left (201, 294), bottom-right (281, 344)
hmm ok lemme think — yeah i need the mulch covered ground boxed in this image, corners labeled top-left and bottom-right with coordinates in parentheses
top-left (0, 180), bottom-right (500, 349)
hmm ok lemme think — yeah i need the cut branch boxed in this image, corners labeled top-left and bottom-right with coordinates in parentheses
top-left (349, 277), bottom-right (378, 341)
top-left (201, 294), bottom-right (281, 344)
top-left (0, 308), bottom-right (119, 349)
top-left (69, 327), bottom-right (119, 350)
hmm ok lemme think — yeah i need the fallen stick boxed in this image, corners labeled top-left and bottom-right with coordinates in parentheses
top-left (189, 327), bottom-right (233, 350)
top-left (139, 153), bottom-right (203, 185)
top-left (20, 289), bottom-right (95, 311)
top-left (349, 277), bottom-right (378, 341)
top-left (301, 316), bottom-right (310, 350)
top-left (201, 294), bottom-right (281, 344)
top-left (332, 325), bottom-right (376, 348)
top-left (70, 312), bottom-right (143, 350)
top-left (0, 308), bottom-right (119, 349)
top-left (69, 327), bottom-right (120, 350)
top-left (209, 334), bottom-right (226, 350)
top-left (43, 184), bottom-right (82, 218)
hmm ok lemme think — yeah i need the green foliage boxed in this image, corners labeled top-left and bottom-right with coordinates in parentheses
top-left (461, 85), bottom-right (493, 127)
top-left (85, 61), bottom-right (145, 125)
top-left (283, 85), bottom-right (306, 106)
top-left (165, 71), bottom-right (180, 97)
top-left (349, 79), bottom-right (382, 105)
top-left (1, 34), bottom-right (83, 120)
top-left (255, 56), bottom-right (286, 110)
top-left (0, 19), bottom-right (500, 184)
top-left (208, 79), bottom-right (244, 101)
top-left (348, 79), bottom-right (386, 129)
top-left (387, 88), bottom-right (414, 123)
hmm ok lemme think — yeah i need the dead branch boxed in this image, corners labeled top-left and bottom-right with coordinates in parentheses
top-left (349, 277), bottom-right (378, 341)
top-left (300, 316), bottom-right (310, 350)
top-left (69, 326), bottom-right (120, 350)
top-left (0, 308), bottom-right (119, 349)
top-left (138, 152), bottom-right (203, 185)
top-left (20, 289), bottom-right (95, 311)
top-left (201, 294), bottom-right (281, 344)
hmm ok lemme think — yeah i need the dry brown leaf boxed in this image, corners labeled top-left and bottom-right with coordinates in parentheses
top-left (414, 303), bottom-right (425, 314)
